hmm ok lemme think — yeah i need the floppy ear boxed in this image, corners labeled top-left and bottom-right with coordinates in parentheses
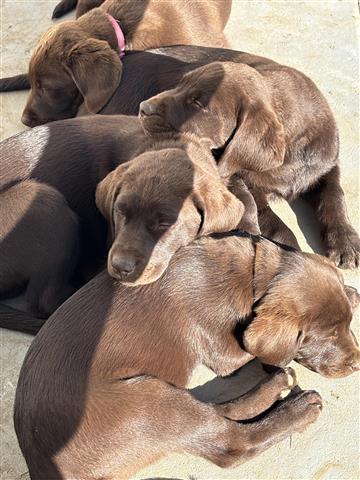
top-left (218, 99), bottom-right (286, 178)
top-left (193, 177), bottom-right (244, 236)
top-left (65, 38), bottom-right (123, 113)
top-left (345, 285), bottom-right (360, 310)
top-left (242, 303), bottom-right (303, 367)
top-left (95, 163), bottom-right (129, 230)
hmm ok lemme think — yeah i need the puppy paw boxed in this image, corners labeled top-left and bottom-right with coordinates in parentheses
top-left (326, 225), bottom-right (360, 269)
top-left (282, 390), bottom-right (323, 433)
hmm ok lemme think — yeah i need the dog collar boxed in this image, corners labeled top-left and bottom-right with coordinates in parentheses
top-left (107, 14), bottom-right (126, 59)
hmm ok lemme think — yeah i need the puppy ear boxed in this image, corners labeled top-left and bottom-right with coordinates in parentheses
top-left (65, 38), bottom-right (123, 113)
top-left (243, 300), bottom-right (303, 367)
top-left (194, 178), bottom-right (244, 235)
top-left (218, 100), bottom-right (286, 177)
top-left (96, 163), bottom-right (129, 229)
top-left (345, 285), bottom-right (360, 310)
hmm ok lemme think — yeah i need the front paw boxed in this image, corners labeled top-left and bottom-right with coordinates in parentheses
top-left (325, 224), bottom-right (360, 269)
top-left (279, 390), bottom-right (323, 433)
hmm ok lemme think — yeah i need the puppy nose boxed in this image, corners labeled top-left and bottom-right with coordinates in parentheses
top-left (21, 111), bottom-right (38, 128)
top-left (139, 101), bottom-right (156, 117)
top-left (111, 255), bottom-right (137, 278)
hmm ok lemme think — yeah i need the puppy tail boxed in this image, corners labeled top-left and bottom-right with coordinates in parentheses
top-left (0, 74), bottom-right (30, 91)
top-left (0, 304), bottom-right (45, 335)
top-left (52, 0), bottom-right (78, 18)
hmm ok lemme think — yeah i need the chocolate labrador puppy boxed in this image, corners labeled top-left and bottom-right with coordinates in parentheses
top-left (0, 114), bottom-right (243, 315)
top-left (139, 61), bottom-right (360, 270)
top-left (10, 232), bottom-right (360, 479)
top-left (4, 0), bottom-right (231, 127)
top-left (95, 143), bottom-right (244, 284)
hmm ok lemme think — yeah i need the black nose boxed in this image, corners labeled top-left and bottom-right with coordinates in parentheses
top-left (111, 255), bottom-right (137, 278)
top-left (21, 111), bottom-right (40, 128)
top-left (139, 101), bottom-right (157, 117)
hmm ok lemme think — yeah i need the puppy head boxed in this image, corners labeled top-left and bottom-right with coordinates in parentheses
top-left (96, 148), bottom-right (244, 285)
top-left (139, 62), bottom-right (230, 144)
top-left (22, 18), bottom-right (122, 127)
top-left (242, 241), bottom-right (360, 378)
top-left (139, 62), bottom-right (285, 170)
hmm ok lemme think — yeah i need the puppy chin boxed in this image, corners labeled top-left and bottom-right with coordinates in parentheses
top-left (122, 263), bottom-right (168, 287)
top-left (140, 117), bottom-right (172, 137)
top-left (317, 366), bottom-right (356, 379)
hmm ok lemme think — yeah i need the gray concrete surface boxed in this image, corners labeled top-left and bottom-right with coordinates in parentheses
top-left (0, 1), bottom-right (359, 479)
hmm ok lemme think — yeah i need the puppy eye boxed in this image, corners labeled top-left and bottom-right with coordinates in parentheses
top-left (156, 218), bottom-right (173, 230)
top-left (158, 222), bottom-right (172, 230)
top-left (148, 217), bottom-right (173, 232)
top-left (190, 97), bottom-right (204, 109)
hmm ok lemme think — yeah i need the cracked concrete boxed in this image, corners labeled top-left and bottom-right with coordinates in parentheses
top-left (0, 1), bottom-right (359, 479)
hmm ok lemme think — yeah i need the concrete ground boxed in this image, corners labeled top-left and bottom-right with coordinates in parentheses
top-left (0, 0), bottom-right (359, 479)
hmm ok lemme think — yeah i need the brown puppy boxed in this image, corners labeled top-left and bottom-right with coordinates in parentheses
top-left (15, 0), bottom-right (231, 127)
top-left (139, 61), bottom-right (360, 269)
top-left (96, 140), bottom-right (244, 284)
top-left (0, 181), bottom-right (79, 317)
top-left (0, 115), bottom-right (145, 316)
top-left (0, 115), bottom-right (243, 314)
top-left (12, 232), bottom-right (360, 479)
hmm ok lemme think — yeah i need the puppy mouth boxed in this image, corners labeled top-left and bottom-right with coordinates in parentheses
top-left (139, 112), bottom-right (175, 136)
top-left (121, 263), bottom-right (167, 286)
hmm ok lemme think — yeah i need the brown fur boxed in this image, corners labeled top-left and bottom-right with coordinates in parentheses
top-left (0, 115), bottom-right (244, 313)
top-left (19, 0), bottom-right (231, 126)
top-left (95, 140), bottom-right (244, 284)
top-left (0, 181), bottom-right (79, 317)
top-left (139, 61), bottom-right (360, 269)
top-left (13, 233), bottom-right (359, 479)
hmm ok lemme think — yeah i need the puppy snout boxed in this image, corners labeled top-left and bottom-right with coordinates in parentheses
top-left (21, 110), bottom-right (40, 128)
top-left (110, 254), bottom-right (138, 279)
top-left (139, 100), bottom-right (157, 117)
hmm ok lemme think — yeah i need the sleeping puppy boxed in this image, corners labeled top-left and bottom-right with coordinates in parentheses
top-left (0, 115), bottom-right (243, 315)
top-left (95, 141), bottom-right (245, 284)
top-left (139, 61), bottom-right (360, 269)
top-left (10, 232), bottom-right (360, 479)
top-left (6, 0), bottom-right (231, 127)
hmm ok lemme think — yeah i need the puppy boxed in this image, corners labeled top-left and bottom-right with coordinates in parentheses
top-left (5, 0), bottom-right (231, 127)
top-left (0, 115), bottom-right (144, 316)
top-left (0, 115), bottom-right (243, 314)
top-left (11, 232), bottom-right (360, 479)
top-left (95, 140), bottom-right (245, 284)
top-left (139, 61), bottom-right (360, 269)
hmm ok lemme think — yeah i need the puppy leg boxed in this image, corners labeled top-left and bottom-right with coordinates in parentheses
top-left (52, 0), bottom-right (78, 18)
top-left (0, 181), bottom-right (80, 317)
top-left (253, 190), bottom-right (300, 249)
top-left (55, 377), bottom-right (322, 477)
top-left (229, 176), bottom-right (260, 235)
top-left (76, 0), bottom-right (105, 18)
top-left (215, 367), bottom-right (297, 420)
top-left (302, 165), bottom-right (360, 269)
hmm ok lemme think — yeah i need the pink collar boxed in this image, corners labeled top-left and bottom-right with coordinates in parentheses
top-left (107, 14), bottom-right (126, 59)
